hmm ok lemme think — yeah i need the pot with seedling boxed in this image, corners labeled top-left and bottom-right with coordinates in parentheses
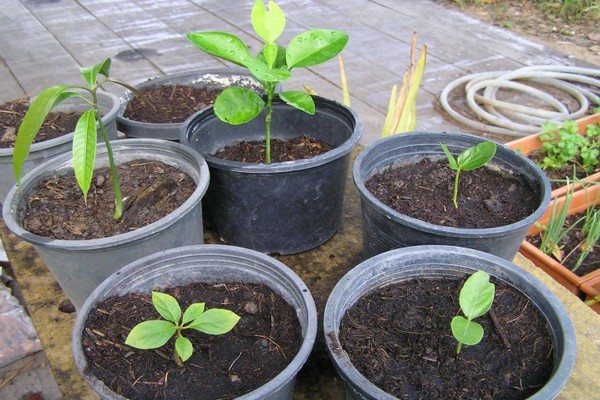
top-left (117, 69), bottom-right (267, 140)
top-left (520, 181), bottom-right (600, 296)
top-left (73, 244), bottom-right (317, 399)
top-left (324, 245), bottom-right (576, 399)
top-left (2, 58), bottom-right (210, 309)
top-left (180, 0), bottom-right (362, 254)
top-left (353, 131), bottom-right (551, 260)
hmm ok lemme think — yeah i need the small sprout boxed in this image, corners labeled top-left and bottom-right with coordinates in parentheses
top-left (451, 270), bottom-right (495, 355)
top-left (125, 291), bottom-right (240, 363)
top-left (440, 141), bottom-right (497, 208)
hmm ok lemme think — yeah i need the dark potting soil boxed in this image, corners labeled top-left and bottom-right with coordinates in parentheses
top-left (528, 205), bottom-right (600, 277)
top-left (214, 135), bottom-right (334, 163)
top-left (338, 276), bottom-right (554, 400)
top-left (21, 160), bottom-right (195, 240)
top-left (0, 97), bottom-right (80, 148)
top-left (123, 85), bottom-right (222, 123)
top-left (528, 149), bottom-right (600, 190)
top-left (366, 156), bottom-right (540, 229)
top-left (82, 282), bottom-right (302, 400)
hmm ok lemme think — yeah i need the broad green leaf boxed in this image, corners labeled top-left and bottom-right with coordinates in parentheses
top-left (458, 141), bottom-right (497, 171)
top-left (261, 42), bottom-right (279, 69)
top-left (175, 336), bottom-right (193, 362)
top-left (214, 87), bottom-right (265, 125)
top-left (186, 32), bottom-right (254, 68)
top-left (72, 110), bottom-right (97, 201)
top-left (188, 308), bottom-right (241, 335)
top-left (182, 303), bottom-right (206, 325)
top-left (279, 91), bottom-right (315, 114)
top-left (451, 316), bottom-right (484, 346)
top-left (440, 143), bottom-right (458, 170)
top-left (125, 320), bottom-right (176, 349)
top-left (459, 271), bottom-right (495, 319)
top-left (246, 59), bottom-right (291, 83)
top-left (258, 44), bottom-right (287, 69)
top-left (13, 86), bottom-right (77, 185)
top-left (286, 30), bottom-right (348, 69)
top-left (80, 58), bottom-right (111, 87)
top-left (251, 0), bottom-right (285, 43)
top-left (152, 292), bottom-right (181, 324)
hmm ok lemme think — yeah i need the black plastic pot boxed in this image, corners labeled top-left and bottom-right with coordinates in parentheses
top-left (323, 245), bottom-right (576, 400)
top-left (353, 131), bottom-right (551, 260)
top-left (117, 69), bottom-right (264, 140)
top-left (180, 96), bottom-right (363, 254)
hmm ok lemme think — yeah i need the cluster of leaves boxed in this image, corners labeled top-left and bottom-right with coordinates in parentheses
top-left (538, 119), bottom-right (600, 174)
top-left (186, 0), bottom-right (348, 164)
top-left (125, 291), bottom-right (240, 363)
top-left (451, 270), bottom-right (495, 355)
top-left (440, 141), bottom-right (497, 208)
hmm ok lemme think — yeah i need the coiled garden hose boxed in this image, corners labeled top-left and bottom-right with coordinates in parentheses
top-left (439, 66), bottom-right (600, 136)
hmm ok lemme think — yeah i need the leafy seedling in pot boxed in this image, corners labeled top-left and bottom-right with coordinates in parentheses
top-left (186, 0), bottom-right (348, 164)
top-left (440, 141), bottom-right (497, 208)
top-left (13, 58), bottom-right (144, 220)
top-left (451, 270), bottom-right (495, 355)
top-left (125, 291), bottom-right (240, 364)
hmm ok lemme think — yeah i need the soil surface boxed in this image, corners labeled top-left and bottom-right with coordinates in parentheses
top-left (365, 156), bottom-right (540, 228)
top-left (21, 160), bottom-right (195, 240)
top-left (82, 282), bottom-right (302, 400)
top-left (338, 276), bottom-right (554, 399)
top-left (0, 97), bottom-right (80, 148)
top-left (432, 0), bottom-right (600, 66)
top-left (215, 136), bottom-right (334, 163)
top-left (123, 85), bottom-right (222, 123)
top-left (528, 205), bottom-right (600, 277)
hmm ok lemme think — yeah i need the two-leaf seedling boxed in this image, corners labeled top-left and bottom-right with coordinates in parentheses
top-left (440, 141), bottom-right (497, 208)
top-left (451, 270), bottom-right (496, 355)
top-left (186, 0), bottom-right (348, 163)
top-left (125, 291), bottom-right (240, 363)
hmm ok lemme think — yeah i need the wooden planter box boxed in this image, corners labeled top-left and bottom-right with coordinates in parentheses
top-left (519, 182), bottom-right (600, 296)
top-left (507, 113), bottom-right (600, 198)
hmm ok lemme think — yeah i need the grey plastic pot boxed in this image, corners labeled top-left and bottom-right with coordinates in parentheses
top-left (353, 131), bottom-right (551, 260)
top-left (180, 96), bottom-right (363, 255)
top-left (72, 244), bottom-right (317, 400)
top-left (323, 245), bottom-right (576, 400)
top-left (117, 69), bottom-right (264, 140)
top-left (0, 91), bottom-right (119, 203)
top-left (2, 139), bottom-right (210, 309)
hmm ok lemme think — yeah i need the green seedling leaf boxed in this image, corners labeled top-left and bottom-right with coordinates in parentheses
top-left (279, 91), bottom-right (315, 114)
top-left (72, 110), bottom-right (97, 203)
top-left (175, 336), bottom-right (194, 362)
top-left (251, 0), bottom-right (285, 43)
top-left (152, 291), bottom-right (181, 324)
top-left (261, 42), bottom-right (279, 69)
top-left (458, 141), bottom-right (497, 171)
top-left (125, 320), bottom-right (177, 349)
top-left (452, 271), bottom-right (495, 354)
top-left (188, 308), bottom-right (241, 335)
top-left (186, 32), bottom-right (254, 68)
top-left (440, 143), bottom-right (458, 170)
top-left (286, 30), bottom-right (349, 69)
top-left (80, 58), bottom-right (111, 87)
top-left (214, 87), bottom-right (265, 125)
top-left (182, 303), bottom-right (206, 325)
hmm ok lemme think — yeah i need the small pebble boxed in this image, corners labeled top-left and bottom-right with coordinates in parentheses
top-left (58, 299), bottom-right (76, 313)
top-left (244, 301), bottom-right (258, 314)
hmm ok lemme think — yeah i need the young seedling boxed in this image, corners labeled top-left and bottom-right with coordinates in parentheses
top-left (125, 291), bottom-right (240, 364)
top-left (440, 141), bottom-right (497, 208)
top-left (13, 58), bottom-right (142, 219)
top-left (451, 270), bottom-right (495, 355)
top-left (186, 0), bottom-right (348, 164)
top-left (574, 206), bottom-right (600, 271)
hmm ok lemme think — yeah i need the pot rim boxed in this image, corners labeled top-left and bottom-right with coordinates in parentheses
top-left (353, 131), bottom-right (551, 237)
top-left (2, 138), bottom-right (210, 250)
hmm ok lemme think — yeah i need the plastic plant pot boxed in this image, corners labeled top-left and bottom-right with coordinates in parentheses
top-left (72, 244), bottom-right (317, 400)
top-left (323, 245), bottom-right (576, 400)
top-left (2, 139), bottom-right (210, 309)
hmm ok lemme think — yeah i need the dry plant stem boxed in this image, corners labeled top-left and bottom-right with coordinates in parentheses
top-left (488, 307), bottom-right (511, 350)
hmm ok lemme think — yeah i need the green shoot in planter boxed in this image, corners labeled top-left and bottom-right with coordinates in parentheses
top-left (13, 58), bottom-right (142, 220)
top-left (440, 141), bottom-right (497, 208)
top-left (186, 0), bottom-right (348, 164)
top-left (451, 270), bottom-right (495, 355)
top-left (125, 291), bottom-right (240, 364)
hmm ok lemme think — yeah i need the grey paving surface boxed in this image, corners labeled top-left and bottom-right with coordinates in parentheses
top-left (1, 0), bottom-right (596, 146)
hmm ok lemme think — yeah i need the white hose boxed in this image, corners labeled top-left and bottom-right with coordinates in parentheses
top-left (439, 66), bottom-right (600, 137)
